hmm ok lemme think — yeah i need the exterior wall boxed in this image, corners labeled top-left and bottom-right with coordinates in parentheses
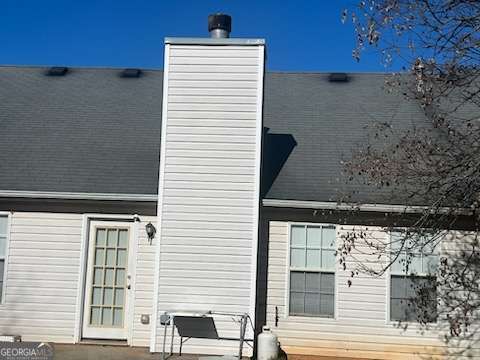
top-left (0, 211), bottom-right (155, 346)
top-left (153, 41), bottom-right (265, 355)
top-left (266, 221), bottom-right (470, 360)
top-left (131, 216), bottom-right (156, 347)
top-left (0, 212), bottom-right (83, 343)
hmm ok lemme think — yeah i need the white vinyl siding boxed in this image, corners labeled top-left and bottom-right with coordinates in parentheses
top-left (0, 212), bottom-right (83, 343)
top-left (0, 211), bottom-right (154, 346)
top-left (153, 42), bottom-right (264, 355)
top-left (131, 216), bottom-right (156, 347)
top-left (0, 215), bottom-right (9, 303)
top-left (266, 221), bottom-right (451, 359)
top-left (288, 225), bottom-right (335, 317)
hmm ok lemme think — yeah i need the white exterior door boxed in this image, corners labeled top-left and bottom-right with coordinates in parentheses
top-left (82, 221), bottom-right (132, 340)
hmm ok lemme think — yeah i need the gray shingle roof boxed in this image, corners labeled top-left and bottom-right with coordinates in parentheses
top-left (262, 72), bottom-right (426, 203)
top-left (0, 66), bottom-right (427, 203)
top-left (0, 66), bottom-right (162, 195)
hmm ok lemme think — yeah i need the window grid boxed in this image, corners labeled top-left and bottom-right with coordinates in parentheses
top-left (289, 224), bottom-right (336, 317)
top-left (390, 232), bottom-right (439, 276)
top-left (90, 227), bottom-right (128, 328)
top-left (389, 231), bottom-right (438, 323)
top-left (290, 225), bottom-right (336, 272)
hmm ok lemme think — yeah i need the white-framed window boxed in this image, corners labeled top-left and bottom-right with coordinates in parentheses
top-left (0, 215), bottom-right (8, 303)
top-left (289, 224), bottom-right (336, 317)
top-left (390, 231), bottom-right (439, 323)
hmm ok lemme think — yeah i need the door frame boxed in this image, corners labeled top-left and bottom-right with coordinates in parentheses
top-left (74, 214), bottom-right (139, 344)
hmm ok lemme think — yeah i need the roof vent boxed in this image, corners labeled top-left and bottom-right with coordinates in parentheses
top-left (208, 14), bottom-right (231, 38)
top-left (328, 73), bottom-right (349, 82)
top-left (46, 67), bottom-right (68, 76)
top-left (121, 68), bottom-right (142, 78)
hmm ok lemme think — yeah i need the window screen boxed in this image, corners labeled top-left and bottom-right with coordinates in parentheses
top-left (289, 225), bottom-right (336, 317)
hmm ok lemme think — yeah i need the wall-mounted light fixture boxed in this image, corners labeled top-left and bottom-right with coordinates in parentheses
top-left (145, 222), bottom-right (156, 244)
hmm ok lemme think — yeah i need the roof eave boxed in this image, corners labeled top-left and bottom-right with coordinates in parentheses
top-left (0, 190), bottom-right (157, 202)
top-left (262, 198), bottom-right (459, 214)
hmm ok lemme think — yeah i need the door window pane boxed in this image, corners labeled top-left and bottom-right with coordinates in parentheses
top-left (93, 268), bottom-right (103, 285)
top-left (113, 308), bottom-right (123, 327)
top-left (107, 229), bottom-right (118, 247)
top-left (117, 249), bottom-right (127, 267)
top-left (106, 249), bottom-right (116, 266)
top-left (115, 269), bottom-right (125, 286)
top-left (102, 308), bottom-right (112, 326)
top-left (92, 287), bottom-right (102, 305)
top-left (90, 307), bottom-right (101, 325)
top-left (105, 269), bottom-right (114, 286)
top-left (96, 229), bottom-right (106, 246)
top-left (104, 288), bottom-right (113, 305)
top-left (94, 249), bottom-right (105, 266)
top-left (118, 230), bottom-right (128, 248)
top-left (114, 288), bottom-right (124, 306)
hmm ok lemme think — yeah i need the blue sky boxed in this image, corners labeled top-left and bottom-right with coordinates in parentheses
top-left (0, 0), bottom-right (388, 72)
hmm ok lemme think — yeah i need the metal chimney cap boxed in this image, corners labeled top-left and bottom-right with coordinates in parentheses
top-left (208, 13), bottom-right (232, 34)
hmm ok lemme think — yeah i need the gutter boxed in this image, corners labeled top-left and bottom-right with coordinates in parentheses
top-left (262, 199), bottom-right (444, 214)
top-left (0, 190), bottom-right (157, 202)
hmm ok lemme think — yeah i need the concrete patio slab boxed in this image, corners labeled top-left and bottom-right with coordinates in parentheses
top-left (53, 344), bottom-right (188, 360)
top-left (52, 344), bottom-right (362, 360)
